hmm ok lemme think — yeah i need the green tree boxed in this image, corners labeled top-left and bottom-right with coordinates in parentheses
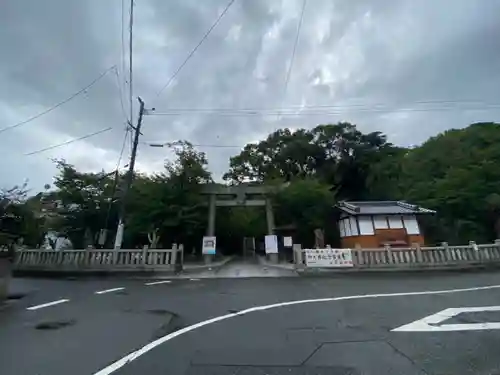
top-left (125, 142), bottom-right (212, 251)
top-left (224, 123), bottom-right (389, 200)
top-left (395, 123), bottom-right (500, 243)
top-left (273, 179), bottom-right (336, 247)
top-left (51, 160), bottom-right (120, 248)
top-left (0, 182), bottom-right (44, 252)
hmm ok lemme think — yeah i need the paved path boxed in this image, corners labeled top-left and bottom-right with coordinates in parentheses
top-left (2, 262), bottom-right (500, 374)
top-left (181, 257), bottom-right (298, 278)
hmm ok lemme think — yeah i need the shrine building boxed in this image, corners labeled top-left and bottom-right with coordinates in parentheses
top-left (335, 201), bottom-right (436, 249)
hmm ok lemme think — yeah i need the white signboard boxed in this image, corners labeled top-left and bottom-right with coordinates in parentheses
top-left (283, 236), bottom-right (293, 247)
top-left (265, 235), bottom-right (278, 254)
top-left (393, 306), bottom-right (500, 332)
top-left (202, 236), bottom-right (216, 255)
top-left (305, 248), bottom-right (353, 268)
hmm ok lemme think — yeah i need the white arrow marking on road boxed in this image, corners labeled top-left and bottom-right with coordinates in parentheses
top-left (26, 299), bottom-right (70, 311)
top-left (393, 306), bottom-right (500, 332)
top-left (94, 287), bottom-right (125, 295)
top-left (145, 280), bottom-right (172, 286)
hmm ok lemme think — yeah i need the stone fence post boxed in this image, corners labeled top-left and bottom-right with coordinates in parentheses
top-left (412, 242), bottom-right (423, 263)
top-left (293, 244), bottom-right (302, 266)
top-left (441, 242), bottom-right (451, 262)
top-left (175, 244), bottom-right (184, 272)
top-left (0, 258), bottom-right (11, 302)
top-left (142, 245), bottom-right (149, 265)
top-left (171, 244), bottom-right (178, 265)
top-left (384, 244), bottom-right (393, 264)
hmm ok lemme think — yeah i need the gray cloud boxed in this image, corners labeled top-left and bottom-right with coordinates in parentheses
top-left (1, 0), bottom-right (500, 191)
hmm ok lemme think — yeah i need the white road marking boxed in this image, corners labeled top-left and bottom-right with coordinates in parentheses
top-left (189, 278), bottom-right (200, 281)
top-left (393, 305), bottom-right (500, 332)
top-left (92, 283), bottom-right (500, 375)
top-left (94, 287), bottom-right (125, 295)
top-left (26, 299), bottom-right (69, 311)
top-left (145, 280), bottom-right (172, 286)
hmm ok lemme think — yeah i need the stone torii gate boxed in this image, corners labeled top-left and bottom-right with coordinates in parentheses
top-left (201, 183), bottom-right (276, 260)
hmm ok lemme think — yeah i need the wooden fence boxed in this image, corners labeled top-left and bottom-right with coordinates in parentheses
top-left (14, 244), bottom-right (184, 272)
top-left (295, 240), bottom-right (500, 270)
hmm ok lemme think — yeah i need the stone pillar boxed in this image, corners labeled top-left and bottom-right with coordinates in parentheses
top-left (441, 242), bottom-right (451, 262)
top-left (0, 259), bottom-right (11, 303)
top-left (207, 194), bottom-right (216, 236)
top-left (412, 242), bottom-right (423, 263)
top-left (265, 198), bottom-right (278, 263)
top-left (205, 194), bottom-right (216, 264)
top-left (293, 244), bottom-right (303, 266)
top-left (265, 198), bottom-right (275, 235)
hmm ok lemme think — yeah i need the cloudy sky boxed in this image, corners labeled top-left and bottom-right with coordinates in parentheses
top-left (1, 0), bottom-right (500, 191)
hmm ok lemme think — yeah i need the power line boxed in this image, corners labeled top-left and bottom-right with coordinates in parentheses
top-left (24, 127), bottom-right (113, 156)
top-left (102, 124), bottom-right (130, 246)
top-left (116, 127), bottom-right (130, 170)
top-left (154, 0), bottom-right (237, 100)
top-left (0, 66), bottom-right (115, 134)
top-left (143, 141), bottom-right (242, 149)
top-left (120, 0), bottom-right (127, 94)
top-left (278, 0), bottom-right (307, 120)
top-left (113, 67), bottom-right (129, 123)
top-left (148, 98), bottom-right (500, 113)
top-left (128, 0), bottom-right (134, 125)
top-left (149, 102), bottom-right (500, 117)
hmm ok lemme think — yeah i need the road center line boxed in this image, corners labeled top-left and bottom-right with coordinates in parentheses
top-left (26, 299), bottom-right (69, 311)
top-left (93, 283), bottom-right (500, 375)
top-left (94, 287), bottom-right (125, 295)
top-left (145, 280), bottom-right (172, 286)
top-left (189, 278), bottom-right (200, 281)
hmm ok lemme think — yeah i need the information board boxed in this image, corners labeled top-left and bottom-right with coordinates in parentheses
top-left (304, 248), bottom-right (353, 268)
top-left (202, 236), bottom-right (216, 255)
top-left (264, 235), bottom-right (278, 254)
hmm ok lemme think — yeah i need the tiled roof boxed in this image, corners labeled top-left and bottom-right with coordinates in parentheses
top-left (336, 200), bottom-right (436, 215)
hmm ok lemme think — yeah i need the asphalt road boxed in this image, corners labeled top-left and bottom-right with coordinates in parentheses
top-left (2, 259), bottom-right (500, 375)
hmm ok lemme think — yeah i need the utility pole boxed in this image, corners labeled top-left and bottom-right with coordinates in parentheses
top-left (114, 97), bottom-right (145, 249)
top-left (128, 0), bottom-right (134, 129)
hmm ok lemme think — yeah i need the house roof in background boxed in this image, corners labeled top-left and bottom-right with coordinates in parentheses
top-left (336, 201), bottom-right (436, 215)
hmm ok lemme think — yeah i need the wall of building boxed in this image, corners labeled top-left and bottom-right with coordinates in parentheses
top-left (340, 233), bottom-right (425, 249)
top-left (407, 234), bottom-right (425, 245)
top-left (338, 213), bottom-right (427, 248)
top-left (341, 235), bottom-right (379, 248)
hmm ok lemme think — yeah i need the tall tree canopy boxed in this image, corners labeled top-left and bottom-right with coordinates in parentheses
top-left (368, 122), bottom-right (500, 244)
top-left (125, 142), bottom-right (212, 249)
top-left (224, 122), bottom-right (391, 199)
top-left (0, 182), bottom-right (43, 250)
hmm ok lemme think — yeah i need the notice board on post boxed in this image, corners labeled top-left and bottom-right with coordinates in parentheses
top-left (202, 236), bottom-right (216, 255)
top-left (264, 235), bottom-right (278, 254)
top-left (304, 248), bottom-right (353, 268)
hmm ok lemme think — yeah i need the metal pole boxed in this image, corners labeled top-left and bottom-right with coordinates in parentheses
top-left (114, 97), bottom-right (145, 249)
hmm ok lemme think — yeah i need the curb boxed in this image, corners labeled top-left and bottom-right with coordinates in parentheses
top-left (179, 256), bottom-right (235, 275)
top-left (257, 256), bottom-right (297, 272)
top-left (296, 262), bottom-right (500, 276)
